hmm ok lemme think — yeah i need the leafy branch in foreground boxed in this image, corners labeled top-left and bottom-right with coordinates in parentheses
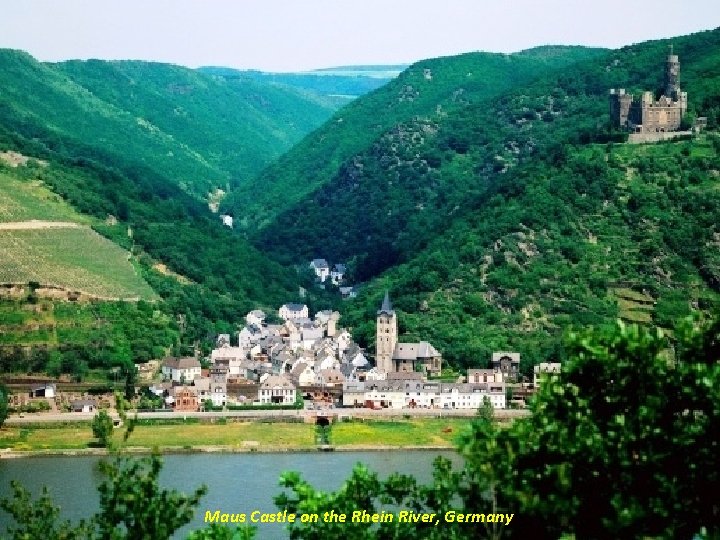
top-left (274, 317), bottom-right (720, 539)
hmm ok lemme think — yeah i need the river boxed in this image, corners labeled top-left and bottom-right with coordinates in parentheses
top-left (0, 450), bottom-right (459, 539)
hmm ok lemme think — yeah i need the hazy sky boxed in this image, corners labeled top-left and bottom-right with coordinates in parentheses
top-left (1, 0), bottom-right (719, 71)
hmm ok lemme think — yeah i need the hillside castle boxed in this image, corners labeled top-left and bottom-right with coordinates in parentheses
top-left (609, 48), bottom-right (687, 134)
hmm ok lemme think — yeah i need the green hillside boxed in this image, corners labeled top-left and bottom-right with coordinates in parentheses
top-left (251, 29), bottom-right (720, 370)
top-left (0, 168), bottom-right (155, 300)
top-left (0, 50), bottom-right (336, 199)
top-left (255, 31), bottom-right (720, 281)
top-left (222, 46), bottom-right (606, 228)
top-left (57, 60), bottom-right (337, 191)
top-left (340, 134), bottom-right (720, 369)
top-left (0, 227), bottom-right (158, 300)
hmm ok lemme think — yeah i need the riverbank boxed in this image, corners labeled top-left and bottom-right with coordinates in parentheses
top-left (0, 417), bottom-right (473, 457)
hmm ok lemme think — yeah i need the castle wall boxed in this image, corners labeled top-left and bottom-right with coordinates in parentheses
top-left (628, 130), bottom-right (691, 144)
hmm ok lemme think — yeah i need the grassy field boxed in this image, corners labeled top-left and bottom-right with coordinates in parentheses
top-left (0, 227), bottom-right (156, 300)
top-left (0, 418), bottom-right (471, 453)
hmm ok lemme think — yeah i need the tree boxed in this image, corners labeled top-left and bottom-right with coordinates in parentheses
top-left (91, 410), bottom-right (114, 448)
top-left (0, 383), bottom-right (9, 428)
top-left (274, 318), bottom-right (720, 539)
top-left (0, 481), bottom-right (91, 540)
top-left (93, 454), bottom-right (207, 540)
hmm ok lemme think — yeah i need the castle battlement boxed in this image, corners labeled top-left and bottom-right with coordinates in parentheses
top-left (609, 48), bottom-right (687, 134)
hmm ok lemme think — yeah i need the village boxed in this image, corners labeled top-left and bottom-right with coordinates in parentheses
top-left (8, 282), bottom-right (560, 417)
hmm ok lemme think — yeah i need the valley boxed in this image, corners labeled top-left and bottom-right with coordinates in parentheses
top-left (0, 19), bottom-right (719, 540)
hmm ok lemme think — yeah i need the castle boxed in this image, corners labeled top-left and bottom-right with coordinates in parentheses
top-left (609, 47), bottom-right (687, 134)
top-left (376, 292), bottom-right (442, 376)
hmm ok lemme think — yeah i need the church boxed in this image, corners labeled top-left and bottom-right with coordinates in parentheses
top-left (375, 292), bottom-right (442, 376)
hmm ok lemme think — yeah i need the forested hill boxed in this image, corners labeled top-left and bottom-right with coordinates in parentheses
top-left (315, 28), bottom-right (720, 369)
top-left (221, 45), bottom-right (606, 228)
top-left (0, 51), bottom-right (329, 371)
top-left (254, 30), bottom-right (720, 281)
top-left (0, 50), bottom-right (336, 199)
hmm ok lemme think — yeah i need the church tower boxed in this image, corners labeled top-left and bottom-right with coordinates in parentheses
top-left (376, 291), bottom-right (397, 373)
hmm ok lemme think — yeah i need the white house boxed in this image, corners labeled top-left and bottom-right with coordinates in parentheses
top-left (211, 346), bottom-right (245, 364)
top-left (342, 381), bottom-right (366, 407)
top-left (309, 259), bottom-right (330, 282)
top-left (364, 382), bottom-right (406, 409)
top-left (358, 381), bottom-right (505, 410)
top-left (279, 303), bottom-right (309, 321)
top-left (238, 324), bottom-right (267, 348)
top-left (70, 399), bottom-right (97, 413)
top-left (29, 383), bottom-right (56, 399)
top-left (290, 361), bottom-right (317, 387)
top-left (364, 367), bottom-right (387, 381)
top-left (258, 374), bottom-right (296, 405)
top-left (438, 383), bottom-right (505, 410)
top-left (220, 215), bottom-right (233, 228)
top-left (211, 382), bottom-right (227, 407)
top-left (246, 310), bottom-right (266, 327)
top-left (161, 357), bottom-right (202, 383)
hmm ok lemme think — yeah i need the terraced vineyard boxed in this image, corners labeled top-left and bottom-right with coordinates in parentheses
top-left (0, 167), bottom-right (156, 300)
top-left (0, 170), bottom-right (90, 224)
top-left (0, 227), bottom-right (157, 300)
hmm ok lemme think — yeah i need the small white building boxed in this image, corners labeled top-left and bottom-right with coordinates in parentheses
top-left (309, 259), bottom-right (330, 282)
top-left (279, 303), bottom-right (309, 321)
top-left (246, 310), bottom-right (266, 327)
top-left (220, 215), bottom-right (233, 228)
top-left (364, 382), bottom-right (406, 409)
top-left (342, 381), bottom-right (366, 407)
top-left (258, 374), bottom-right (296, 405)
top-left (161, 357), bottom-right (202, 383)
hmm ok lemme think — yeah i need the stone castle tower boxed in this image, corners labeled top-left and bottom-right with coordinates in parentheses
top-left (609, 47), bottom-right (687, 134)
top-left (375, 291), bottom-right (397, 373)
top-left (664, 46), bottom-right (681, 99)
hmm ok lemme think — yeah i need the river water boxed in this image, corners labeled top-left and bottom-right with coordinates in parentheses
top-left (0, 450), bottom-right (459, 539)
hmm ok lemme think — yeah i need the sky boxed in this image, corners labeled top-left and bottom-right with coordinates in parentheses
top-left (1, 0), bottom-right (719, 72)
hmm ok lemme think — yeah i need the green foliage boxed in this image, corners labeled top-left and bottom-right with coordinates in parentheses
top-left (0, 50), bottom-right (335, 198)
top-left (92, 410), bottom-right (114, 448)
top-left (273, 318), bottom-right (720, 539)
top-left (94, 454), bottom-right (207, 540)
top-left (0, 299), bottom-right (179, 375)
top-left (186, 523), bottom-right (256, 540)
top-left (339, 136), bottom-right (720, 370)
top-left (225, 46), bottom-right (607, 229)
top-left (0, 481), bottom-right (92, 540)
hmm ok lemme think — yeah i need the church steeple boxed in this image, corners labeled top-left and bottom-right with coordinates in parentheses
top-left (378, 290), bottom-right (394, 315)
top-left (376, 291), bottom-right (397, 373)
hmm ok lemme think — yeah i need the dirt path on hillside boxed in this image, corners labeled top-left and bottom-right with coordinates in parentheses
top-left (0, 220), bottom-right (81, 230)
